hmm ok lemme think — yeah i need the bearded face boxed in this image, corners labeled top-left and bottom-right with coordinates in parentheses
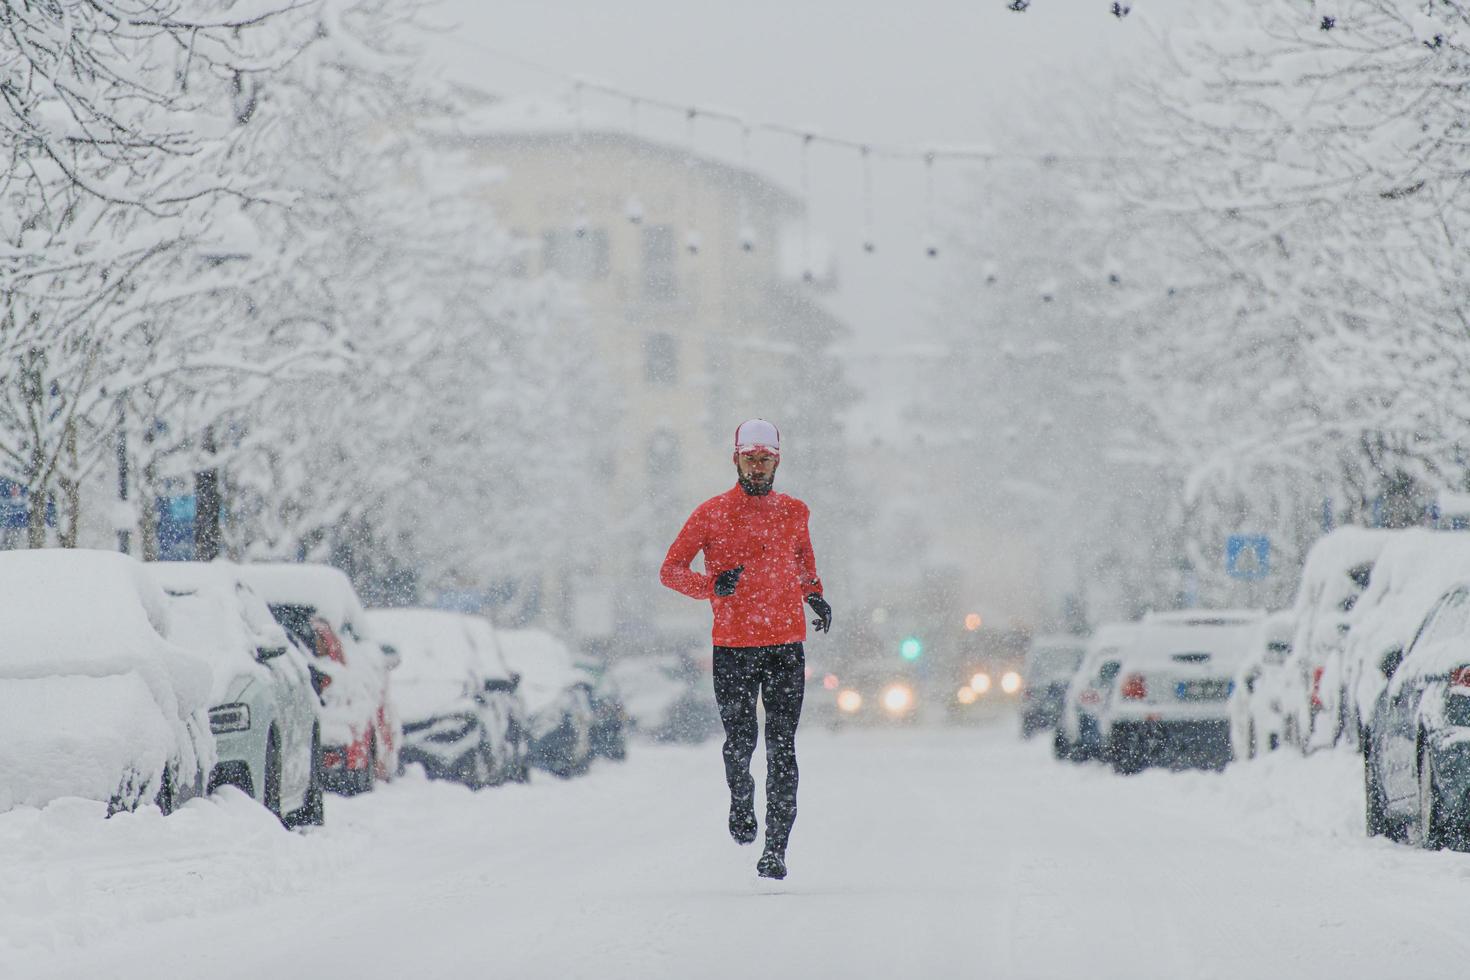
top-left (734, 450), bottom-right (778, 496)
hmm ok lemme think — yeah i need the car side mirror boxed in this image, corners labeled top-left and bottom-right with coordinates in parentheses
top-left (1380, 647), bottom-right (1404, 680)
top-left (380, 644), bottom-right (402, 671)
top-left (255, 646), bottom-right (287, 662)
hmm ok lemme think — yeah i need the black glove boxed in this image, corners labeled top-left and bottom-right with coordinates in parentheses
top-left (806, 593), bottom-right (832, 633)
top-left (713, 565), bottom-right (745, 597)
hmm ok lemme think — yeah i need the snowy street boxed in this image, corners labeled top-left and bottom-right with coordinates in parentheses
top-left (8, 720), bottom-right (1470, 979)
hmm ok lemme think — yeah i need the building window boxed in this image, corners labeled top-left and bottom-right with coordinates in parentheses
top-left (642, 225), bottom-right (678, 300)
top-left (542, 227), bottom-right (610, 281)
top-left (645, 333), bottom-right (678, 386)
top-left (648, 429), bottom-right (682, 486)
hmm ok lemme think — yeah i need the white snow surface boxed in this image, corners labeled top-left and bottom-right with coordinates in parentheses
top-left (7, 723), bottom-right (1470, 978)
top-left (235, 562), bottom-right (367, 636)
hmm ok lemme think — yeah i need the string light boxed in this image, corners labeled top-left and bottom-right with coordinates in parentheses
top-left (800, 133), bottom-right (814, 282)
top-left (861, 145), bottom-right (876, 254)
top-left (738, 123), bottom-right (757, 253)
top-left (924, 150), bottom-right (939, 259)
top-left (684, 107), bottom-right (701, 257)
top-left (624, 98), bottom-right (644, 225)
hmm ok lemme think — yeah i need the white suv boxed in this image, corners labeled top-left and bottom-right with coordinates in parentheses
top-left (149, 562), bottom-right (324, 827)
top-left (1102, 610), bottom-right (1264, 774)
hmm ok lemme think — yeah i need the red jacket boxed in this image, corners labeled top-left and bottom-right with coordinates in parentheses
top-left (660, 486), bottom-right (823, 648)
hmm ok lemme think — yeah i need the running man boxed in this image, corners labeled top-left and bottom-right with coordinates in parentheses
top-left (659, 418), bottom-right (832, 880)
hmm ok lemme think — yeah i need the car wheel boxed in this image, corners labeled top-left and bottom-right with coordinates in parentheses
top-left (1111, 731), bottom-right (1145, 776)
top-left (1052, 727), bottom-right (1069, 761)
top-left (264, 730), bottom-right (283, 822)
top-left (1364, 745), bottom-right (1390, 839)
top-left (1408, 741), bottom-right (1447, 850)
top-left (287, 728), bottom-right (325, 828)
top-left (155, 765), bottom-right (177, 816)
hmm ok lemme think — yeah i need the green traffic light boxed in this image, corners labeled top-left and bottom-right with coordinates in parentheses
top-left (900, 637), bottom-right (923, 661)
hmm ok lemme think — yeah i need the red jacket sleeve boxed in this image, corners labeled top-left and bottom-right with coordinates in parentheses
top-left (660, 506), bottom-right (713, 600)
top-left (796, 503), bottom-right (822, 596)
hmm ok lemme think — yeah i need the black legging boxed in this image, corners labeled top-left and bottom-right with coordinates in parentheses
top-left (712, 643), bottom-right (805, 851)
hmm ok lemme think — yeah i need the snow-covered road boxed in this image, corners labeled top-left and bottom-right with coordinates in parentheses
top-left (7, 720), bottom-right (1470, 978)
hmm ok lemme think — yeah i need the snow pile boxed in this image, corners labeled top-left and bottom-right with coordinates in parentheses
top-left (0, 550), bottom-right (213, 810)
top-left (366, 609), bottom-right (480, 722)
top-left (460, 615), bottom-right (516, 683)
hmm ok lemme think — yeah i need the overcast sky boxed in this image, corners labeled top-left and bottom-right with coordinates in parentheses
top-left (424, 0), bottom-right (1170, 398)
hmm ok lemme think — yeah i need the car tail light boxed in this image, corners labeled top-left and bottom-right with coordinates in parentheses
top-left (1080, 690), bottom-right (1100, 706)
top-left (1451, 666), bottom-right (1470, 690)
top-left (314, 621), bottom-right (347, 665)
top-left (1310, 666), bottom-right (1325, 709)
top-left (1121, 674), bottom-right (1147, 700)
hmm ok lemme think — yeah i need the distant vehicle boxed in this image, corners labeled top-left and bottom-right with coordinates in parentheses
top-left (1102, 609), bottom-right (1265, 774)
top-left (0, 550), bottom-right (213, 815)
top-left (367, 608), bottom-right (522, 788)
top-left (574, 654), bottom-right (629, 761)
top-left (238, 564), bottom-right (401, 795)
top-left (832, 665), bottom-right (922, 727)
top-left (1054, 622), bottom-right (1137, 762)
top-left (1227, 612), bottom-right (1295, 760)
top-left (496, 629), bottom-right (596, 778)
top-left (1282, 527), bottom-right (1393, 754)
top-left (1019, 635), bottom-right (1087, 738)
top-left (1336, 531), bottom-right (1470, 755)
top-left (148, 561), bottom-right (324, 827)
top-left (1364, 581), bottom-right (1470, 848)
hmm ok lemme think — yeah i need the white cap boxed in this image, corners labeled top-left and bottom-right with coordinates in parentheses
top-left (734, 418), bottom-right (781, 456)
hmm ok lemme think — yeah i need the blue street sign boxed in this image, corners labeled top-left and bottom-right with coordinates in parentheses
top-left (157, 495), bottom-right (197, 561)
top-left (1226, 534), bottom-right (1271, 581)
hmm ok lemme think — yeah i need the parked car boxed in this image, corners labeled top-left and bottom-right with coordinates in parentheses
top-left (148, 561), bottom-right (324, 827)
top-left (238, 564), bottom-right (400, 794)
top-left (461, 616), bottom-right (531, 782)
top-left (1229, 611), bottom-right (1295, 760)
top-left (1364, 581), bottom-right (1470, 848)
top-left (0, 550), bottom-right (213, 815)
top-left (610, 653), bottom-right (720, 742)
top-left (576, 655), bottom-right (630, 761)
top-left (496, 628), bottom-right (596, 778)
top-left (1019, 634), bottom-right (1087, 738)
top-left (1283, 527), bottom-right (1392, 754)
top-left (366, 608), bottom-right (523, 788)
top-left (1054, 622), bottom-right (1136, 762)
top-left (1337, 530), bottom-right (1470, 756)
top-left (1103, 610), bottom-right (1264, 774)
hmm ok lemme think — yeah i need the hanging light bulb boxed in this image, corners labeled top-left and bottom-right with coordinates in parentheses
top-left (738, 124), bottom-right (756, 253)
top-left (923, 150), bottom-right (939, 259)
top-left (800, 132), bottom-right (816, 282)
top-left (684, 107), bottom-right (700, 257)
top-left (861, 144), bottom-right (877, 254)
top-left (624, 98), bottom-right (644, 225)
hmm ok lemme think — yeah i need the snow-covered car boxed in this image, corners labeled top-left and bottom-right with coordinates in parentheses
top-left (367, 608), bottom-right (521, 788)
top-left (1103, 609), bottom-right (1264, 774)
top-left (148, 561), bottom-right (324, 827)
top-left (1228, 611), bottom-right (1295, 760)
top-left (462, 615), bottom-right (531, 782)
top-left (0, 549), bottom-right (213, 815)
top-left (1019, 634), bottom-right (1087, 738)
top-left (1054, 622), bottom-right (1136, 762)
top-left (609, 654), bottom-right (719, 742)
top-left (1336, 530), bottom-right (1470, 755)
top-left (1364, 581), bottom-right (1470, 848)
top-left (575, 655), bottom-right (629, 760)
top-left (238, 564), bottom-right (401, 794)
top-left (496, 628), bottom-right (596, 777)
top-left (1282, 527), bottom-right (1393, 754)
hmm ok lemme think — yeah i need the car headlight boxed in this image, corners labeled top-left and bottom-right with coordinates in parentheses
top-left (970, 672), bottom-right (992, 695)
top-left (837, 689), bottom-right (863, 713)
top-left (956, 686), bottom-right (977, 705)
top-left (882, 683), bottom-right (914, 715)
top-left (1000, 671), bottom-right (1022, 695)
top-left (209, 703), bottom-right (251, 734)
